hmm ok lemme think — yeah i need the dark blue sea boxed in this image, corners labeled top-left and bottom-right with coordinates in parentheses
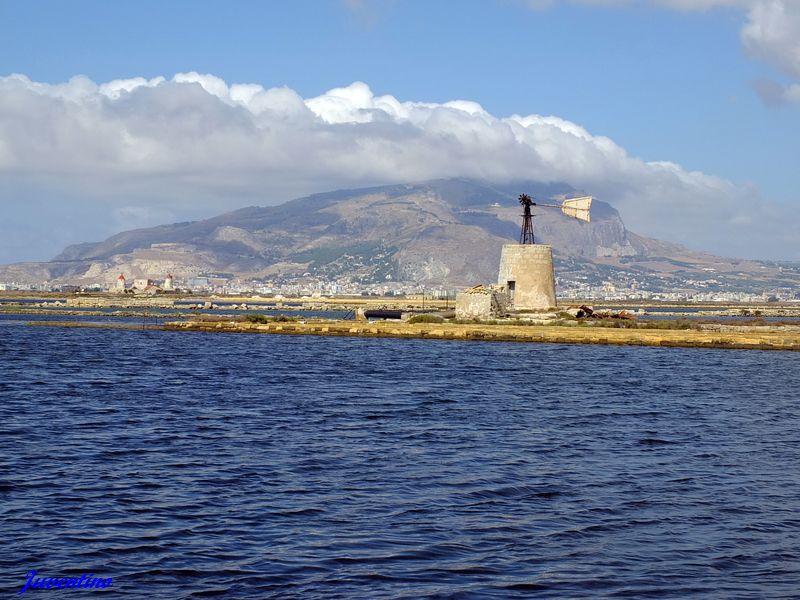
top-left (1, 317), bottom-right (799, 598)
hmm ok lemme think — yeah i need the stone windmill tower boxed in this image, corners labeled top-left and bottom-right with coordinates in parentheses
top-left (499, 194), bottom-right (592, 310)
top-left (456, 194), bottom-right (592, 319)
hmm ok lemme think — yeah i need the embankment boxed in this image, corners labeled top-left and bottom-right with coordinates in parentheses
top-left (162, 319), bottom-right (800, 351)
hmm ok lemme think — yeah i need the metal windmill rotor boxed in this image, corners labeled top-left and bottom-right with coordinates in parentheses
top-left (518, 193), bottom-right (592, 244)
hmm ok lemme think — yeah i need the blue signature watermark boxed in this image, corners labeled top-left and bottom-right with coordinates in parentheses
top-left (20, 571), bottom-right (113, 594)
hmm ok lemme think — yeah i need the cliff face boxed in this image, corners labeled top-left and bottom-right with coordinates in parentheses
top-left (3, 178), bottom-right (787, 288)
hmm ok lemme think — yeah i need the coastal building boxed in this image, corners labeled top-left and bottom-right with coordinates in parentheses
top-left (163, 273), bottom-right (174, 291)
top-left (139, 283), bottom-right (161, 296)
top-left (188, 277), bottom-right (209, 290)
top-left (115, 273), bottom-right (126, 292)
top-left (133, 278), bottom-right (152, 290)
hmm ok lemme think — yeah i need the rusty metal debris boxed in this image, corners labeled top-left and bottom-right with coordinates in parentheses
top-left (568, 305), bottom-right (636, 320)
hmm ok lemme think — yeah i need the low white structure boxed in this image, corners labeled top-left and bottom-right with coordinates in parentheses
top-left (455, 285), bottom-right (510, 320)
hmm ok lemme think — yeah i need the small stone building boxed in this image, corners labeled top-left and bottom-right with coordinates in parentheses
top-left (455, 285), bottom-right (511, 320)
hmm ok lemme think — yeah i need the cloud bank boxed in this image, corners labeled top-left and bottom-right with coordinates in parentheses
top-left (0, 72), bottom-right (796, 262)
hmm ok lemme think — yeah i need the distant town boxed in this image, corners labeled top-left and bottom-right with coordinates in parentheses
top-left (2, 268), bottom-right (798, 303)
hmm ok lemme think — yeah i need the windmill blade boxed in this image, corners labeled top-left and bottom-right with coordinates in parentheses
top-left (561, 196), bottom-right (592, 222)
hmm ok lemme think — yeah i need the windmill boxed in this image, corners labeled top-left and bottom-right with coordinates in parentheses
top-left (518, 194), bottom-right (592, 244)
top-left (455, 191), bottom-right (595, 317)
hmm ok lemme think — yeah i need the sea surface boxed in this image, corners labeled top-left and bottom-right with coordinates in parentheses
top-left (1, 318), bottom-right (799, 598)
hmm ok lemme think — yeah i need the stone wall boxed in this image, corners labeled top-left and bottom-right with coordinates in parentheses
top-left (455, 288), bottom-right (511, 320)
top-left (455, 292), bottom-right (493, 320)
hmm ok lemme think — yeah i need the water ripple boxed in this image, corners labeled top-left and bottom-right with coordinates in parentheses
top-left (1, 323), bottom-right (799, 598)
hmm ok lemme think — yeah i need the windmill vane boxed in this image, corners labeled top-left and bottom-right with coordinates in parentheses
top-left (514, 193), bottom-right (593, 244)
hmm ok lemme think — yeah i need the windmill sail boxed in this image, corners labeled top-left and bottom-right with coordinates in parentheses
top-left (561, 196), bottom-right (592, 223)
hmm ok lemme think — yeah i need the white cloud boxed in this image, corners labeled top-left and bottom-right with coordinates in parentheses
top-left (753, 78), bottom-right (800, 104)
top-left (99, 76), bottom-right (165, 99)
top-left (518, 0), bottom-right (800, 103)
top-left (741, 0), bottom-right (800, 81)
top-left (0, 72), bottom-right (796, 261)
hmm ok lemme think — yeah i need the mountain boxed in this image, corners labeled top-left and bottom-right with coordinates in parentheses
top-left (2, 178), bottom-right (798, 293)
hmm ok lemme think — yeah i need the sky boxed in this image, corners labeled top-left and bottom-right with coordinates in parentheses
top-left (0, 0), bottom-right (799, 264)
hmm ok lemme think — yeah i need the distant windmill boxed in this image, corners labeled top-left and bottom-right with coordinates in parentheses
top-left (518, 194), bottom-right (592, 244)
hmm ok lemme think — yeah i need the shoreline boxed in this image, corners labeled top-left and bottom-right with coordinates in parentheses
top-left (3, 291), bottom-right (800, 316)
top-left (26, 319), bottom-right (800, 351)
top-left (165, 320), bottom-right (800, 350)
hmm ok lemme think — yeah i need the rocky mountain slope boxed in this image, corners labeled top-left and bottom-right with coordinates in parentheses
top-left (1, 178), bottom-right (797, 292)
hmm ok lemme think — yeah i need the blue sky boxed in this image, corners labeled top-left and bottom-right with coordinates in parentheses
top-left (0, 0), bottom-right (798, 263)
